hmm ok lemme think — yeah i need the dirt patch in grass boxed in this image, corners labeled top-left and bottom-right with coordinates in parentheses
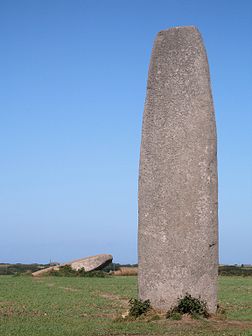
top-left (58, 286), bottom-right (80, 292)
top-left (210, 318), bottom-right (252, 330)
top-left (46, 283), bottom-right (55, 287)
top-left (32, 278), bottom-right (44, 283)
top-left (0, 301), bottom-right (46, 318)
top-left (98, 291), bottom-right (129, 308)
top-left (164, 315), bottom-right (252, 331)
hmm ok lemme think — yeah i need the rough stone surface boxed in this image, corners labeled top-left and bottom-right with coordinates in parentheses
top-left (70, 254), bottom-right (113, 271)
top-left (138, 26), bottom-right (218, 313)
top-left (32, 254), bottom-right (113, 276)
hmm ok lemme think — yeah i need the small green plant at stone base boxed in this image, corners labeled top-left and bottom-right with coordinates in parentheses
top-left (216, 304), bottom-right (227, 320)
top-left (166, 311), bottom-right (182, 320)
top-left (128, 298), bottom-right (151, 318)
top-left (166, 293), bottom-right (209, 319)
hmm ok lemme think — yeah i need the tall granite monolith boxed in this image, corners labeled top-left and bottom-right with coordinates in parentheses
top-left (138, 26), bottom-right (218, 313)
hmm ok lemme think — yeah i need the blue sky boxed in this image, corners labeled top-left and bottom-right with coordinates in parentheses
top-left (0, 0), bottom-right (251, 264)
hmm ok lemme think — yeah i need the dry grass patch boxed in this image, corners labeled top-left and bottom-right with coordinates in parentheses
top-left (112, 267), bottom-right (138, 276)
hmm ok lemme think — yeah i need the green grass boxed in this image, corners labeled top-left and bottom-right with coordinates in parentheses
top-left (218, 276), bottom-right (252, 321)
top-left (0, 275), bottom-right (251, 335)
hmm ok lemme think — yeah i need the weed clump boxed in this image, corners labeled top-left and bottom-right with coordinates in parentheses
top-left (216, 304), bottom-right (227, 319)
top-left (128, 298), bottom-right (151, 318)
top-left (166, 293), bottom-right (209, 319)
top-left (168, 311), bottom-right (182, 320)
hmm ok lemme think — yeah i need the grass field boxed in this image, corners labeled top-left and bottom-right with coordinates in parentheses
top-left (0, 275), bottom-right (251, 335)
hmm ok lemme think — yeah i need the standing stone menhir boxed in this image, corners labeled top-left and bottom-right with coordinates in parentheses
top-left (138, 26), bottom-right (218, 313)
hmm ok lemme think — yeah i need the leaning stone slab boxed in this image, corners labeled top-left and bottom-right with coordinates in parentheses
top-left (69, 254), bottom-right (113, 271)
top-left (138, 26), bottom-right (218, 313)
top-left (32, 254), bottom-right (113, 276)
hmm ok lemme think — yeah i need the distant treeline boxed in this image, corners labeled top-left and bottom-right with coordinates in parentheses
top-left (218, 265), bottom-right (252, 277)
top-left (0, 263), bottom-right (51, 275)
top-left (102, 263), bottom-right (138, 272)
top-left (0, 262), bottom-right (138, 275)
top-left (1, 263), bottom-right (252, 276)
